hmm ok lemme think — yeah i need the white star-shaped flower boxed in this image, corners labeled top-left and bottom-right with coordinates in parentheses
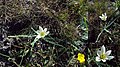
top-left (96, 45), bottom-right (114, 62)
top-left (36, 26), bottom-right (49, 39)
top-left (99, 13), bottom-right (107, 21)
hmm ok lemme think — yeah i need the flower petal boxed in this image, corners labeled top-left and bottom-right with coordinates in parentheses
top-left (44, 28), bottom-right (47, 32)
top-left (104, 13), bottom-right (106, 16)
top-left (97, 50), bottom-right (101, 56)
top-left (96, 56), bottom-right (101, 62)
top-left (99, 16), bottom-right (102, 19)
top-left (102, 59), bottom-right (106, 62)
top-left (102, 14), bottom-right (104, 17)
top-left (101, 45), bottom-right (105, 54)
top-left (39, 26), bottom-right (43, 31)
top-left (36, 35), bottom-right (41, 39)
top-left (36, 30), bottom-right (40, 34)
top-left (105, 16), bottom-right (107, 18)
top-left (77, 53), bottom-right (85, 63)
top-left (105, 50), bottom-right (111, 56)
top-left (46, 31), bottom-right (49, 35)
top-left (107, 56), bottom-right (114, 60)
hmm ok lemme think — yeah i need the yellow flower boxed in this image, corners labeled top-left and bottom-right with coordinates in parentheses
top-left (77, 53), bottom-right (85, 63)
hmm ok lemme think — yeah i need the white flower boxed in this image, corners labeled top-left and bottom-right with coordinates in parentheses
top-left (96, 45), bottom-right (114, 62)
top-left (36, 26), bottom-right (49, 39)
top-left (99, 13), bottom-right (107, 21)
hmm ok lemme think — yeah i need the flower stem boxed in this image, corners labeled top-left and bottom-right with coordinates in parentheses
top-left (95, 14), bottom-right (120, 43)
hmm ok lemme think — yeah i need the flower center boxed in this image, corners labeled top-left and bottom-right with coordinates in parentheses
top-left (100, 54), bottom-right (106, 59)
top-left (40, 32), bottom-right (45, 36)
top-left (103, 16), bottom-right (106, 20)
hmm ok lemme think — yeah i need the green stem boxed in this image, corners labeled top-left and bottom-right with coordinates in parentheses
top-left (67, 56), bottom-right (75, 67)
top-left (8, 35), bottom-right (36, 38)
top-left (19, 47), bottom-right (28, 66)
top-left (44, 38), bottom-right (66, 49)
top-left (83, 17), bottom-right (88, 31)
top-left (95, 29), bottom-right (104, 43)
top-left (0, 52), bottom-right (10, 58)
top-left (30, 37), bottom-right (39, 53)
